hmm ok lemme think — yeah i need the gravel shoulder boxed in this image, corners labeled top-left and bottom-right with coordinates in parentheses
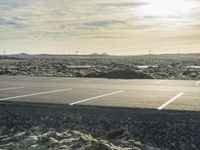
top-left (0, 102), bottom-right (200, 150)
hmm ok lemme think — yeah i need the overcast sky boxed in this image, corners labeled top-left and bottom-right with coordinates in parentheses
top-left (0, 0), bottom-right (200, 55)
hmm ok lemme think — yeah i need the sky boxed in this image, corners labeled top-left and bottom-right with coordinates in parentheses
top-left (0, 0), bottom-right (200, 55)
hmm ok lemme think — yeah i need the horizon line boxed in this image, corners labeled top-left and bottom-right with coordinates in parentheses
top-left (1, 52), bottom-right (200, 57)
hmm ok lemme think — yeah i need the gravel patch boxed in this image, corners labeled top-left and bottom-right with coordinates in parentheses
top-left (0, 103), bottom-right (199, 150)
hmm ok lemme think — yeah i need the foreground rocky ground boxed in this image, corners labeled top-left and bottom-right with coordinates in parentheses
top-left (0, 103), bottom-right (199, 150)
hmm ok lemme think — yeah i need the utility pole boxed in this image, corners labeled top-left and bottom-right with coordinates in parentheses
top-left (149, 50), bottom-right (151, 66)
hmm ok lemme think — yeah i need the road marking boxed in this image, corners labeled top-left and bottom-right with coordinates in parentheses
top-left (82, 79), bottom-right (100, 82)
top-left (0, 88), bottom-right (72, 101)
top-left (19, 77), bottom-right (49, 81)
top-left (51, 78), bottom-right (76, 81)
top-left (157, 92), bottom-right (184, 110)
top-left (155, 80), bottom-right (168, 84)
top-left (19, 78), bottom-right (30, 81)
top-left (118, 80), bottom-right (132, 83)
top-left (195, 81), bottom-right (200, 85)
top-left (0, 76), bottom-right (21, 79)
top-left (51, 78), bottom-right (65, 81)
top-left (0, 87), bottom-right (25, 91)
top-left (70, 90), bottom-right (124, 105)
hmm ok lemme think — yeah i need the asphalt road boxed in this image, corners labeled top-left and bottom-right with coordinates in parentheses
top-left (0, 76), bottom-right (199, 111)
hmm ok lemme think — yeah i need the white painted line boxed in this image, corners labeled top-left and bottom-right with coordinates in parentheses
top-left (195, 81), bottom-right (200, 85)
top-left (155, 80), bottom-right (168, 84)
top-left (82, 79), bottom-right (100, 82)
top-left (157, 92), bottom-right (184, 110)
top-left (70, 90), bottom-right (124, 105)
top-left (118, 80), bottom-right (132, 83)
top-left (19, 78), bottom-right (26, 81)
top-left (51, 78), bottom-right (76, 81)
top-left (0, 88), bottom-right (72, 101)
top-left (0, 87), bottom-right (25, 91)
top-left (51, 78), bottom-right (65, 81)
top-left (19, 77), bottom-right (49, 81)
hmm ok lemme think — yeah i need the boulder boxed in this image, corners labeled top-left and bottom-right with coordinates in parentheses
top-left (106, 128), bottom-right (125, 139)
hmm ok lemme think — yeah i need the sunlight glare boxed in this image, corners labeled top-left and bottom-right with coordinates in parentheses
top-left (139, 0), bottom-right (195, 17)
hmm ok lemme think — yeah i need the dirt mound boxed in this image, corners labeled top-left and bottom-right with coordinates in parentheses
top-left (86, 70), bottom-right (154, 79)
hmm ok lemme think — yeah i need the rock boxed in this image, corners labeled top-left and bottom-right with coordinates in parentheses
top-left (131, 146), bottom-right (142, 150)
top-left (120, 140), bottom-right (130, 147)
top-left (59, 138), bottom-right (74, 144)
top-left (18, 138), bottom-right (36, 149)
top-left (90, 141), bottom-right (112, 150)
top-left (61, 131), bottom-right (72, 139)
top-left (0, 126), bottom-right (10, 135)
top-left (54, 132), bottom-right (65, 141)
top-left (0, 142), bottom-right (21, 150)
top-left (190, 72), bottom-right (197, 78)
top-left (70, 140), bottom-right (85, 149)
top-left (98, 118), bottom-right (111, 131)
top-left (30, 126), bottom-right (43, 135)
top-left (106, 128), bottom-right (125, 139)
top-left (49, 137), bottom-right (59, 146)
top-left (0, 136), bottom-right (12, 145)
top-left (79, 134), bottom-right (94, 144)
top-left (132, 141), bottom-right (143, 149)
top-left (11, 132), bottom-right (26, 142)
top-left (39, 135), bottom-right (49, 144)
top-left (29, 145), bottom-right (47, 150)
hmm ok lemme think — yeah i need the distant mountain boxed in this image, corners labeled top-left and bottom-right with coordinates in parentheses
top-left (9, 53), bottom-right (33, 59)
top-left (0, 53), bottom-right (199, 60)
top-left (89, 52), bottom-right (109, 56)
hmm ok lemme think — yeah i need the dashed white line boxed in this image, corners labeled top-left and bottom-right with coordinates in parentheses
top-left (70, 90), bottom-right (124, 105)
top-left (0, 88), bottom-right (72, 101)
top-left (0, 87), bottom-right (25, 91)
top-left (195, 81), bottom-right (200, 85)
top-left (157, 92), bottom-right (184, 110)
top-left (155, 80), bottom-right (168, 84)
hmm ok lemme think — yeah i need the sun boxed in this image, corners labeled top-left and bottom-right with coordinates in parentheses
top-left (139, 0), bottom-right (195, 17)
top-left (132, 0), bottom-right (198, 28)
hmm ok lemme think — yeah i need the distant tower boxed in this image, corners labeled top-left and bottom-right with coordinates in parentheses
top-left (75, 50), bottom-right (78, 55)
top-left (3, 50), bottom-right (5, 57)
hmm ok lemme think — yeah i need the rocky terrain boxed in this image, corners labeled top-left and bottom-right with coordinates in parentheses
top-left (0, 54), bottom-right (199, 150)
top-left (0, 103), bottom-right (199, 150)
top-left (0, 53), bottom-right (200, 80)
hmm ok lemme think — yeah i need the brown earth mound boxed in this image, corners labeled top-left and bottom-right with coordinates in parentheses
top-left (86, 70), bottom-right (154, 79)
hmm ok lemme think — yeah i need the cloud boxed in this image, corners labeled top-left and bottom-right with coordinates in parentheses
top-left (0, 0), bottom-right (32, 9)
top-left (0, 18), bottom-right (17, 26)
top-left (191, 24), bottom-right (200, 29)
top-left (98, 2), bottom-right (148, 7)
top-left (0, 18), bottom-right (27, 28)
top-left (82, 20), bottom-right (126, 28)
top-left (80, 35), bottom-right (118, 39)
top-left (174, 33), bottom-right (200, 43)
top-left (0, 0), bottom-right (200, 54)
